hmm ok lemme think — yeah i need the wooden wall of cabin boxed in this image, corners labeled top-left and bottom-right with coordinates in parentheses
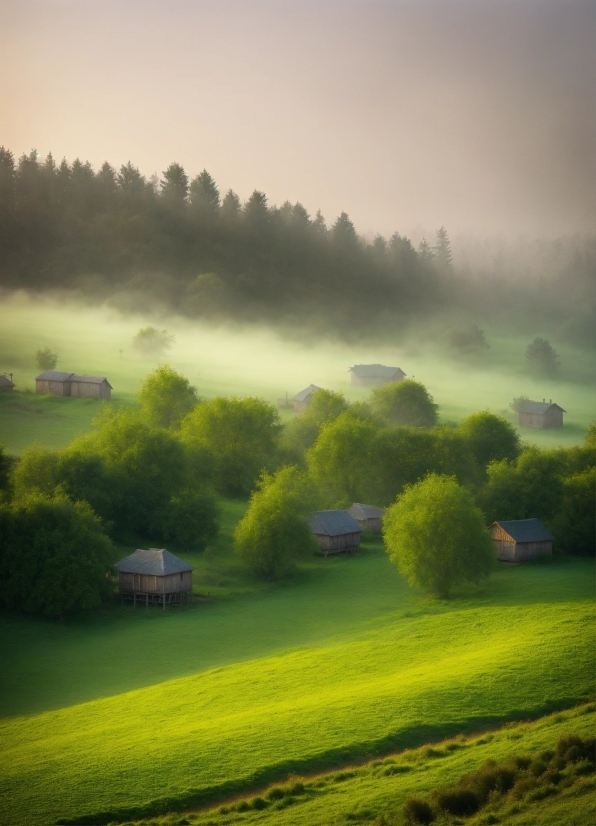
top-left (315, 532), bottom-right (361, 553)
top-left (36, 380), bottom-right (71, 396)
top-left (118, 571), bottom-right (193, 594)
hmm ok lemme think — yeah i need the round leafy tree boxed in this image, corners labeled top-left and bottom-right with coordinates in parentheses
top-left (458, 411), bottom-right (521, 469)
top-left (383, 474), bottom-right (494, 598)
top-left (35, 347), bottom-right (58, 371)
top-left (525, 337), bottom-right (559, 377)
top-left (371, 379), bottom-right (439, 427)
top-left (138, 365), bottom-right (199, 429)
top-left (234, 466), bottom-right (318, 579)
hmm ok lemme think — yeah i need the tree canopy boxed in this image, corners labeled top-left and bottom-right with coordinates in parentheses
top-left (383, 474), bottom-right (495, 598)
top-left (138, 364), bottom-right (199, 429)
top-left (371, 380), bottom-right (439, 427)
top-left (234, 466), bottom-right (318, 579)
top-left (458, 412), bottom-right (521, 470)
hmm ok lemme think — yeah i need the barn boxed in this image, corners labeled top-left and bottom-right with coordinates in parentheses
top-left (114, 548), bottom-right (194, 609)
top-left (35, 371), bottom-right (75, 396)
top-left (70, 375), bottom-right (112, 400)
top-left (348, 503), bottom-right (385, 532)
top-left (489, 519), bottom-right (554, 562)
top-left (291, 384), bottom-right (322, 412)
top-left (0, 374), bottom-right (14, 391)
top-left (35, 371), bottom-right (112, 399)
top-left (349, 364), bottom-right (406, 387)
top-left (308, 510), bottom-right (364, 555)
top-left (518, 400), bottom-right (565, 429)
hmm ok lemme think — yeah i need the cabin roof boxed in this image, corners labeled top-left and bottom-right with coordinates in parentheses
top-left (349, 364), bottom-right (405, 378)
top-left (491, 519), bottom-right (554, 543)
top-left (348, 503), bottom-right (385, 520)
top-left (70, 375), bottom-right (112, 387)
top-left (114, 548), bottom-right (194, 575)
top-left (0, 375), bottom-right (14, 387)
top-left (518, 401), bottom-right (566, 415)
top-left (308, 510), bottom-right (364, 537)
top-left (36, 371), bottom-right (75, 381)
top-left (292, 384), bottom-right (322, 402)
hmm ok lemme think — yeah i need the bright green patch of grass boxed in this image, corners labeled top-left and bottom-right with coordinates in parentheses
top-left (120, 704), bottom-right (595, 826)
top-left (0, 557), bottom-right (592, 826)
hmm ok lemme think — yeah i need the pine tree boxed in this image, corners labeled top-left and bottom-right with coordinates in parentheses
top-left (433, 226), bottom-right (453, 271)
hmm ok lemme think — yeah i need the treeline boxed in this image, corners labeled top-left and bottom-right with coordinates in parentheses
top-left (2, 147), bottom-right (593, 340)
top-left (0, 148), bottom-right (445, 327)
top-left (0, 369), bottom-right (593, 615)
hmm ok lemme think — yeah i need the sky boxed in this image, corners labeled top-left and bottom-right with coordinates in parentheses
top-left (1, 0), bottom-right (595, 238)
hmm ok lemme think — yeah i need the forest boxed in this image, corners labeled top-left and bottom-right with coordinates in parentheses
top-left (1, 148), bottom-right (594, 345)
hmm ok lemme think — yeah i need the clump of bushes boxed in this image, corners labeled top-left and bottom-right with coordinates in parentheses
top-left (401, 733), bottom-right (594, 824)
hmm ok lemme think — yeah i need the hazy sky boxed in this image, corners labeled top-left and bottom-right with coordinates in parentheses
top-left (2, 0), bottom-right (595, 238)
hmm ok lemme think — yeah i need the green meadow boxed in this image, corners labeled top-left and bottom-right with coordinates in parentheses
top-left (0, 293), bottom-right (594, 455)
top-left (0, 545), bottom-right (593, 826)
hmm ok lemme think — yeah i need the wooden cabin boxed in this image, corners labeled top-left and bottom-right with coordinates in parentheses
top-left (0, 374), bottom-right (14, 392)
top-left (35, 371), bottom-right (75, 396)
top-left (69, 375), bottom-right (112, 400)
top-left (308, 510), bottom-right (364, 555)
top-left (348, 503), bottom-right (385, 532)
top-left (518, 400), bottom-right (565, 429)
top-left (349, 364), bottom-right (406, 387)
top-left (114, 548), bottom-right (194, 609)
top-left (35, 371), bottom-right (112, 399)
top-left (291, 384), bottom-right (322, 412)
top-left (489, 519), bottom-right (554, 563)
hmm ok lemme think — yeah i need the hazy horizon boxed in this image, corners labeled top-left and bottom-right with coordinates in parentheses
top-left (2, 0), bottom-right (595, 239)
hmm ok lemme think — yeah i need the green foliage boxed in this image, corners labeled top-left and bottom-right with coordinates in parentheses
top-left (180, 396), bottom-right (281, 496)
top-left (281, 389), bottom-right (350, 459)
top-left (458, 411), bottom-right (521, 470)
top-left (551, 468), bottom-right (595, 556)
top-left (480, 448), bottom-right (565, 525)
top-left (526, 337), bottom-right (560, 377)
top-left (384, 474), bottom-right (495, 598)
top-left (0, 491), bottom-right (113, 617)
top-left (371, 380), bottom-right (439, 428)
top-left (132, 326), bottom-right (175, 356)
top-left (586, 420), bottom-right (596, 448)
top-left (35, 346), bottom-right (58, 370)
top-left (138, 365), bottom-right (199, 429)
top-left (152, 488), bottom-right (219, 551)
top-left (307, 412), bottom-right (377, 506)
top-left (510, 395), bottom-right (530, 412)
top-left (448, 323), bottom-right (489, 354)
top-left (0, 443), bottom-right (15, 493)
top-left (234, 466), bottom-right (318, 578)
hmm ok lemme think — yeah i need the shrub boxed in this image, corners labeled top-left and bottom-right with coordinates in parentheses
top-left (132, 326), bottom-right (175, 356)
top-left (402, 797), bottom-right (435, 824)
top-left (35, 346), bottom-right (58, 370)
top-left (432, 787), bottom-right (480, 816)
top-left (371, 380), bottom-right (439, 427)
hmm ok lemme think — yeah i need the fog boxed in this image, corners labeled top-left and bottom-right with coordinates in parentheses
top-left (2, 0), bottom-right (595, 237)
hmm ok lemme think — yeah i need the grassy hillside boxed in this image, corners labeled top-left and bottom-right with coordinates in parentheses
top-left (117, 704), bottom-right (596, 826)
top-left (0, 552), bottom-right (592, 826)
top-left (0, 294), bottom-right (594, 455)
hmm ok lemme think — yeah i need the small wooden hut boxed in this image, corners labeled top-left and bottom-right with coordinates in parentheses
top-left (348, 503), bottom-right (385, 532)
top-left (70, 375), bottom-right (112, 400)
top-left (0, 374), bottom-right (14, 392)
top-left (35, 371), bottom-right (112, 399)
top-left (291, 384), bottom-right (322, 412)
top-left (489, 519), bottom-right (554, 562)
top-left (308, 510), bottom-right (364, 555)
top-left (114, 548), bottom-right (194, 609)
top-left (35, 371), bottom-right (75, 396)
top-left (518, 400), bottom-right (565, 429)
top-left (349, 364), bottom-right (406, 387)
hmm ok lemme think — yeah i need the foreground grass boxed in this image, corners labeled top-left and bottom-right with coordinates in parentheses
top-left (0, 556), bottom-right (592, 826)
top-left (118, 703), bottom-right (595, 826)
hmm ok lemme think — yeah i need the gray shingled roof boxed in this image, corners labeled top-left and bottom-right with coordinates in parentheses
top-left (349, 364), bottom-right (405, 378)
top-left (518, 401), bottom-right (566, 415)
top-left (71, 375), bottom-right (112, 387)
top-left (36, 371), bottom-right (75, 381)
top-left (492, 519), bottom-right (554, 543)
top-left (308, 510), bottom-right (364, 537)
top-left (348, 503), bottom-right (385, 520)
top-left (114, 549), bottom-right (194, 575)
top-left (0, 375), bottom-right (14, 387)
top-left (292, 384), bottom-right (322, 403)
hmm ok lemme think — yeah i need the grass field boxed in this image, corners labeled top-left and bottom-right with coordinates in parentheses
top-left (0, 292), bottom-right (594, 455)
top-left (119, 703), bottom-right (596, 826)
top-left (0, 545), bottom-right (593, 826)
